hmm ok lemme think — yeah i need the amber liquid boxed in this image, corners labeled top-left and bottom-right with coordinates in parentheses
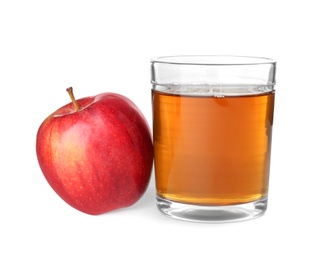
top-left (152, 90), bottom-right (275, 206)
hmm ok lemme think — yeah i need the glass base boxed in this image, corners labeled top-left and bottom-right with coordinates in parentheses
top-left (156, 195), bottom-right (268, 223)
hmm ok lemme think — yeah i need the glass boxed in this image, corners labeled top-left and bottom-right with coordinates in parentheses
top-left (151, 55), bottom-right (276, 223)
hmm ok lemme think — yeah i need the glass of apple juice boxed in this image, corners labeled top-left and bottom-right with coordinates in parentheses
top-left (150, 55), bottom-right (276, 223)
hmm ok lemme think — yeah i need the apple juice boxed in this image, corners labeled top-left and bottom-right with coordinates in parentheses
top-left (152, 89), bottom-right (275, 206)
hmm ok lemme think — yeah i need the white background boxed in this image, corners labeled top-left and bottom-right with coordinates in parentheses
top-left (1, 0), bottom-right (324, 259)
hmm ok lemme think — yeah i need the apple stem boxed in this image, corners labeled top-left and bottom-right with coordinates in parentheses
top-left (66, 87), bottom-right (81, 111)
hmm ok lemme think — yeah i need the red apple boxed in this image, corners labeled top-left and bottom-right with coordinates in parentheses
top-left (36, 87), bottom-right (153, 215)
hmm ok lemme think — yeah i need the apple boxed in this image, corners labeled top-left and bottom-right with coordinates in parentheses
top-left (36, 87), bottom-right (153, 215)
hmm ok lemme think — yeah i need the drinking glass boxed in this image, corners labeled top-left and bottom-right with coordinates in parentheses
top-left (151, 55), bottom-right (276, 222)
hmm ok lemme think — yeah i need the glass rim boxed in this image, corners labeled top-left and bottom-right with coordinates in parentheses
top-left (150, 55), bottom-right (276, 66)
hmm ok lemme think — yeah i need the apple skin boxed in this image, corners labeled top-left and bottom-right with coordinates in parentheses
top-left (36, 92), bottom-right (153, 215)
